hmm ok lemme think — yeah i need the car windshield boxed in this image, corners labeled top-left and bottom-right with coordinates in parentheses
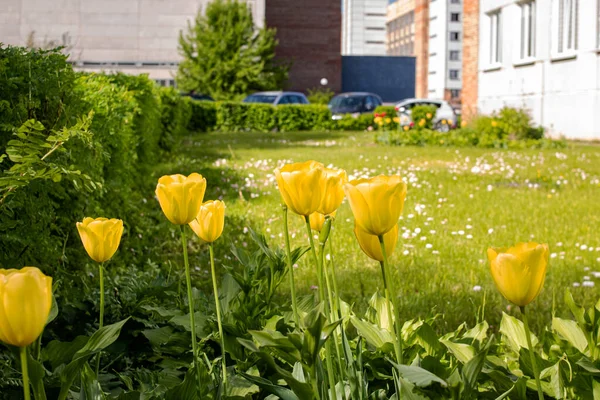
top-left (329, 96), bottom-right (364, 109)
top-left (244, 95), bottom-right (278, 104)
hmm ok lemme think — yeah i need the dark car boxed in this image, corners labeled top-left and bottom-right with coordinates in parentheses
top-left (243, 91), bottom-right (310, 105)
top-left (329, 92), bottom-right (383, 119)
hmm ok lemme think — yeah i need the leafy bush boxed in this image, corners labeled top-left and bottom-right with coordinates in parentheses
top-left (188, 100), bottom-right (217, 132)
top-left (411, 105), bottom-right (437, 129)
top-left (275, 105), bottom-right (331, 131)
top-left (307, 87), bottom-right (334, 105)
top-left (333, 113), bottom-right (375, 131)
top-left (373, 105), bottom-right (396, 116)
top-left (158, 87), bottom-right (193, 150)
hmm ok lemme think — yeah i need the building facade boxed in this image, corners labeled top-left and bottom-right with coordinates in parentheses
top-left (464, 0), bottom-right (600, 139)
top-left (427, 0), bottom-right (462, 105)
top-left (0, 0), bottom-right (342, 94)
top-left (342, 0), bottom-right (388, 55)
top-left (387, 0), bottom-right (462, 102)
top-left (266, 0), bottom-right (342, 92)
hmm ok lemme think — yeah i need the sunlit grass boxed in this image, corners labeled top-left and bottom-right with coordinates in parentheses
top-left (181, 131), bottom-right (600, 331)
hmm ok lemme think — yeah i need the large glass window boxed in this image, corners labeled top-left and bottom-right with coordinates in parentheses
top-left (556, 0), bottom-right (578, 54)
top-left (520, 1), bottom-right (536, 59)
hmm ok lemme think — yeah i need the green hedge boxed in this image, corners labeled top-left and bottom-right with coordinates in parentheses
top-left (187, 101), bottom-right (378, 132)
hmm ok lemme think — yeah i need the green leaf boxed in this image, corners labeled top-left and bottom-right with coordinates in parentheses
top-left (239, 373), bottom-right (300, 400)
top-left (593, 379), bottom-right (600, 400)
top-left (44, 336), bottom-right (89, 370)
top-left (27, 352), bottom-right (47, 400)
top-left (79, 362), bottom-right (104, 400)
top-left (351, 316), bottom-right (393, 350)
top-left (227, 367), bottom-right (260, 398)
top-left (389, 361), bottom-right (447, 388)
top-left (540, 361), bottom-right (565, 399)
top-left (58, 318), bottom-right (130, 400)
top-left (169, 312), bottom-right (207, 337)
top-left (164, 368), bottom-right (198, 400)
top-left (461, 335), bottom-right (493, 397)
top-left (440, 340), bottom-right (476, 364)
top-left (500, 313), bottom-right (537, 352)
top-left (552, 317), bottom-right (589, 354)
top-left (565, 289), bottom-right (587, 328)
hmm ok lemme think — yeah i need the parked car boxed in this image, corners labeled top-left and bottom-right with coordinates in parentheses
top-left (395, 98), bottom-right (457, 131)
top-left (329, 92), bottom-right (383, 119)
top-left (243, 91), bottom-right (310, 105)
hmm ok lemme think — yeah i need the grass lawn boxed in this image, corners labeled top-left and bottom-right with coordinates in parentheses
top-left (166, 130), bottom-right (600, 332)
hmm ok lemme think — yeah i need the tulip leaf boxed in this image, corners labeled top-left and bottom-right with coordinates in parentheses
top-left (44, 336), bottom-right (89, 370)
top-left (351, 315), bottom-right (394, 350)
top-left (388, 360), bottom-right (447, 388)
top-left (552, 317), bottom-right (589, 354)
top-left (440, 340), bottom-right (476, 364)
top-left (500, 313), bottom-right (537, 353)
top-left (164, 368), bottom-right (198, 400)
top-left (227, 367), bottom-right (260, 397)
top-left (79, 362), bottom-right (104, 400)
top-left (239, 372), bottom-right (300, 400)
top-left (461, 335), bottom-right (493, 398)
top-left (27, 352), bottom-right (47, 400)
top-left (58, 318), bottom-right (130, 400)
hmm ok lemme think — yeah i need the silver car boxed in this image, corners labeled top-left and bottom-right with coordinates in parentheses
top-left (395, 99), bottom-right (457, 132)
top-left (243, 91), bottom-right (310, 105)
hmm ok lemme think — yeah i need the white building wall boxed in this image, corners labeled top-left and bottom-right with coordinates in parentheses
top-left (0, 0), bottom-right (265, 82)
top-left (343, 0), bottom-right (387, 55)
top-left (478, 0), bottom-right (600, 139)
top-left (427, 0), bottom-right (462, 100)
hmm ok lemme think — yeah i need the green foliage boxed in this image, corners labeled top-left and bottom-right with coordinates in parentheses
top-left (158, 88), bottom-right (193, 150)
top-left (188, 100), bottom-right (217, 132)
top-left (306, 87), bottom-right (335, 105)
top-left (334, 113), bottom-right (375, 131)
top-left (411, 105), bottom-right (437, 130)
top-left (176, 0), bottom-right (288, 100)
top-left (373, 105), bottom-right (397, 117)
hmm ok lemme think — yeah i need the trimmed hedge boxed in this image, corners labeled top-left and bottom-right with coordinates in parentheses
top-left (187, 101), bottom-right (377, 132)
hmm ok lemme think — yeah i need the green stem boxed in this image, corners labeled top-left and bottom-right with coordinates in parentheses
top-left (95, 262), bottom-right (105, 376)
top-left (328, 239), bottom-right (342, 317)
top-left (180, 226), bottom-right (202, 392)
top-left (379, 236), bottom-right (403, 365)
top-left (305, 217), bottom-right (336, 400)
top-left (20, 347), bottom-right (31, 400)
top-left (282, 206), bottom-right (300, 326)
top-left (209, 243), bottom-right (228, 388)
top-left (521, 306), bottom-right (545, 400)
top-left (320, 242), bottom-right (345, 383)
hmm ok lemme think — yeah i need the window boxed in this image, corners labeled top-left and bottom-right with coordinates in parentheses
top-left (449, 70), bottom-right (460, 80)
top-left (555, 0), bottom-right (578, 54)
top-left (450, 32), bottom-right (460, 41)
top-left (450, 13), bottom-right (461, 22)
top-left (364, 96), bottom-right (375, 111)
top-left (451, 0), bottom-right (460, 3)
top-left (450, 89), bottom-right (461, 99)
top-left (366, 26), bottom-right (385, 31)
top-left (449, 50), bottom-right (460, 60)
top-left (520, 2), bottom-right (536, 59)
top-left (488, 11), bottom-right (502, 64)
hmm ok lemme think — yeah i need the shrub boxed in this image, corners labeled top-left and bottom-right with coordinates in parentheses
top-left (188, 100), bottom-right (217, 132)
top-left (307, 87), bottom-right (334, 105)
top-left (158, 87), bottom-right (193, 150)
top-left (411, 105), bottom-right (437, 130)
top-left (373, 105), bottom-right (396, 116)
top-left (246, 103), bottom-right (277, 132)
top-left (332, 113), bottom-right (374, 131)
top-left (275, 105), bottom-right (331, 131)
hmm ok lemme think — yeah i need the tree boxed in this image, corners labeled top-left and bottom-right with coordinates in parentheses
top-left (176, 0), bottom-right (288, 100)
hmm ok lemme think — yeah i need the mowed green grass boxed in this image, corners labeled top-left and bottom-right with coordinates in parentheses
top-left (178, 131), bottom-right (600, 331)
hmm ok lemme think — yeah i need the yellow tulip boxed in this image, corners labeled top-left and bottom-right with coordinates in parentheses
top-left (426, 113), bottom-right (432, 119)
top-left (189, 200), bottom-right (225, 243)
top-left (487, 242), bottom-right (549, 307)
top-left (319, 167), bottom-right (347, 215)
top-left (374, 117), bottom-right (383, 124)
top-left (393, 117), bottom-right (400, 123)
top-left (76, 218), bottom-right (124, 263)
top-left (344, 175), bottom-right (407, 236)
top-left (156, 173), bottom-right (207, 225)
top-left (0, 267), bottom-right (52, 347)
top-left (354, 224), bottom-right (398, 262)
top-left (274, 161), bottom-right (325, 216)
top-left (403, 126), bottom-right (409, 131)
top-left (384, 117), bottom-right (391, 124)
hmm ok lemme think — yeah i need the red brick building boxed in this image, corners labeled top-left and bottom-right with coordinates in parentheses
top-left (265, 0), bottom-right (342, 93)
top-left (461, 0), bottom-right (479, 122)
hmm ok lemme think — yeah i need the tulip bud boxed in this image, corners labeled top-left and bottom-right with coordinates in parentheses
top-left (318, 215), bottom-right (333, 245)
top-left (156, 173), bottom-right (207, 225)
top-left (76, 217), bottom-right (124, 263)
top-left (488, 242), bottom-right (549, 307)
top-left (0, 267), bottom-right (52, 347)
top-left (189, 200), bottom-right (226, 243)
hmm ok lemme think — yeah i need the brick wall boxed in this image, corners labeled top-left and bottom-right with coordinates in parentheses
top-left (462, 0), bottom-right (479, 121)
top-left (265, 0), bottom-right (342, 93)
top-left (413, 0), bottom-right (429, 98)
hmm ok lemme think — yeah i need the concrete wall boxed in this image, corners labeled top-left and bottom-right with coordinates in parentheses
top-left (462, 0), bottom-right (479, 121)
top-left (342, 55), bottom-right (415, 102)
top-left (342, 0), bottom-right (387, 55)
top-left (0, 0), bottom-right (264, 81)
top-left (478, 0), bottom-right (600, 139)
